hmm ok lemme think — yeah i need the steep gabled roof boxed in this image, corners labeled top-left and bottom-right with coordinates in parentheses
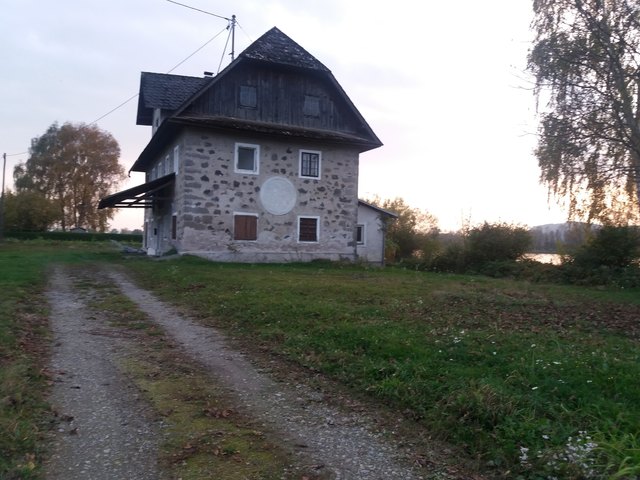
top-left (240, 27), bottom-right (330, 72)
top-left (131, 26), bottom-right (382, 172)
top-left (136, 72), bottom-right (210, 125)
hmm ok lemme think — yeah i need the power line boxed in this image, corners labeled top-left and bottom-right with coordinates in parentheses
top-left (89, 26), bottom-right (228, 125)
top-left (217, 26), bottom-right (233, 73)
top-left (167, 26), bottom-right (227, 73)
top-left (10, 5), bottom-right (236, 155)
top-left (165, 0), bottom-right (230, 21)
top-left (90, 93), bottom-right (139, 125)
top-left (236, 20), bottom-right (253, 43)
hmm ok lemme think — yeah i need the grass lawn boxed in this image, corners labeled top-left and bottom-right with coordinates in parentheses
top-left (0, 240), bottom-right (119, 479)
top-left (125, 256), bottom-right (640, 479)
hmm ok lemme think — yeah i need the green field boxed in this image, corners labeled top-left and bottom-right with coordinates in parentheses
top-left (2, 241), bottom-right (639, 479)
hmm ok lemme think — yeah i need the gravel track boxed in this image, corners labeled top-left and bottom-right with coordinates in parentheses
top-left (44, 263), bottom-right (434, 479)
top-left (45, 266), bottom-right (161, 480)
top-left (107, 266), bottom-right (424, 480)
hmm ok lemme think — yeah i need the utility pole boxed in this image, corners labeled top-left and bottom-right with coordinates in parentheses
top-left (0, 152), bottom-right (6, 241)
top-left (230, 14), bottom-right (236, 61)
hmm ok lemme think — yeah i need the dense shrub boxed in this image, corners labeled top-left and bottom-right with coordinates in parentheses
top-left (394, 223), bottom-right (640, 288)
top-left (559, 226), bottom-right (640, 287)
top-left (430, 241), bottom-right (466, 272)
top-left (429, 222), bottom-right (531, 274)
top-left (569, 226), bottom-right (640, 269)
top-left (465, 222), bottom-right (532, 266)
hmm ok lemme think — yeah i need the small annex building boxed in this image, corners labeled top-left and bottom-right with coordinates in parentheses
top-left (99, 27), bottom-right (395, 264)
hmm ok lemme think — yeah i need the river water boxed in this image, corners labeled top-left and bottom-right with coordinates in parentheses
top-left (523, 253), bottom-right (563, 265)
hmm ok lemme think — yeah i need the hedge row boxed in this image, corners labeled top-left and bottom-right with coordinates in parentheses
top-left (3, 231), bottom-right (143, 243)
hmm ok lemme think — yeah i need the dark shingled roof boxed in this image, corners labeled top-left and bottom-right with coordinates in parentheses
top-left (240, 27), bottom-right (329, 72)
top-left (136, 72), bottom-right (209, 125)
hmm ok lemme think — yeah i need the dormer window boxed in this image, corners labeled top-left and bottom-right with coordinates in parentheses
top-left (239, 85), bottom-right (257, 108)
top-left (235, 143), bottom-right (260, 174)
top-left (303, 95), bottom-right (320, 117)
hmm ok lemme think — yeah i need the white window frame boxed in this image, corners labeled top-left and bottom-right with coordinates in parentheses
top-left (173, 145), bottom-right (180, 173)
top-left (356, 224), bottom-right (366, 245)
top-left (163, 155), bottom-right (170, 176)
top-left (234, 142), bottom-right (260, 175)
top-left (297, 215), bottom-right (320, 243)
top-left (299, 149), bottom-right (322, 179)
top-left (233, 212), bottom-right (259, 241)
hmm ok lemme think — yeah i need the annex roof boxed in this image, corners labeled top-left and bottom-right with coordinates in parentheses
top-left (358, 200), bottom-right (399, 218)
top-left (136, 73), bottom-right (210, 125)
top-left (98, 173), bottom-right (175, 209)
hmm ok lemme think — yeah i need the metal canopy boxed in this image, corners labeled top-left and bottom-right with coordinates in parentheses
top-left (98, 173), bottom-right (175, 209)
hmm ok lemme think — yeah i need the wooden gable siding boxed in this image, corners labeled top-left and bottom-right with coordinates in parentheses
top-left (183, 64), bottom-right (364, 136)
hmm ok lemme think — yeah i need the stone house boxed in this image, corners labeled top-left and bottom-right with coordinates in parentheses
top-left (99, 27), bottom-right (395, 263)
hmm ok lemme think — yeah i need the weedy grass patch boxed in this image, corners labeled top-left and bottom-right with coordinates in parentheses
top-left (125, 256), bottom-right (640, 479)
top-left (0, 240), bottom-right (119, 479)
top-left (121, 351), bottom-right (294, 480)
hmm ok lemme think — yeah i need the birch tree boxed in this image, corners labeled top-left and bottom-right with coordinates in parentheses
top-left (528, 0), bottom-right (640, 223)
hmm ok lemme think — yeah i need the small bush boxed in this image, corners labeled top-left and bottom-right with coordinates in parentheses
top-left (430, 241), bottom-right (467, 273)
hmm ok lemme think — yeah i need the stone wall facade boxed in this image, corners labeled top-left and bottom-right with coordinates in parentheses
top-left (148, 127), bottom-right (361, 262)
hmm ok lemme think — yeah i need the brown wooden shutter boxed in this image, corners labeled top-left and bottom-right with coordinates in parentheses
top-left (234, 215), bottom-right (257, 240)
top-left (299, 217), bottom-right (318, 242)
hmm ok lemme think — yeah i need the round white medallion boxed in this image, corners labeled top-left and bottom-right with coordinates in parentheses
top-left (259, 176), bottom-right (297, 215)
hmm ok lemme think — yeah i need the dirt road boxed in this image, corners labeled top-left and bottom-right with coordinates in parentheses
top-left (45, 264), bottom-right (441, 479)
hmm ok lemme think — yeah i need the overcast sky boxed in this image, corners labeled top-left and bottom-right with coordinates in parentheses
top-left (1, 0), bottom-right (567, 232)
